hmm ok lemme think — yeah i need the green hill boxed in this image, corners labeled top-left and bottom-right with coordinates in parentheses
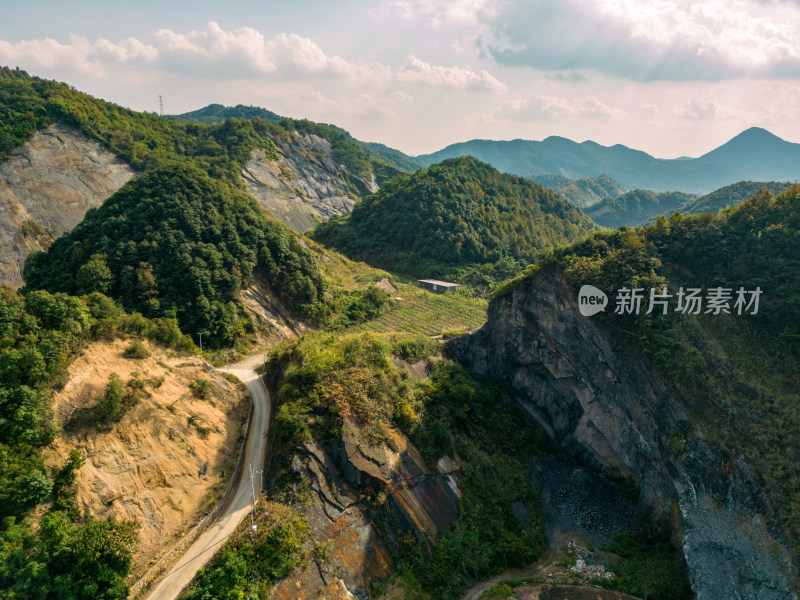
top-left (22, 164), bottom-right (326, 347)
top-left (660, 180), bottom-right (793, 219)
top-left (585, 189), bottom-right (697, 227)
top-left (167, 103), bottom-right (283, 125)
top-left (312, 156), bottom-right (595, 281)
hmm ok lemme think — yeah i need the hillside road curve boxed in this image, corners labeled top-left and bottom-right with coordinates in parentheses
top-left (143, 354), bottom-right (270, 600)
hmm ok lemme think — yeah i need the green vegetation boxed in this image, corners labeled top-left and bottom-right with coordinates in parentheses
top-left (598, 532), bottom-right (692, 600)
top-left (122, 339), bottom-right (149, 358)
top-left (312, 157), bottom-right (594, 283)
top-left (330, 285), bottom-right (393, 328)
top-left (179, 507), bottom-right (308, 600)
top-left (410, 362), bottom-right (548, 599)
top-left (362, 140), bottom-right (423, 174)
top-left (0, 512), bottom-right (139, 600)
top-left (167, 103), bottom-right (283, 125)
top-left (585, 189), bottom-right (696, 227)
top-left (515, 185), bottom-right (800, 575)
top-left (23, 164), bottom-right (326, 347)
top-left (189, 378), bottom-right (213, 400)
top-left (659, 180), bottom-right (793, 221)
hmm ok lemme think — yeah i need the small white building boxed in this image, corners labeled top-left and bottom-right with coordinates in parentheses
top-left (418, 279), bottom-right (460, 293)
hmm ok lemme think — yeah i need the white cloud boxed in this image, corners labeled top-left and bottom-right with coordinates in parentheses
top-left (0, 23), bottom-right (391, 83)
top-left (482, 0), bottom-right (800, 81)
top-left (0, 34), bottom-right (157, 74)
top-left (397, 55), bottom-right (506, 91)
top-left (495, 95), bottom-right (621, 120)
top-left (152, 23), bottom-right (390, 81)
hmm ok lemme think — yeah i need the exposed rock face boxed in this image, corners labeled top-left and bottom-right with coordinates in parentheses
top-left (446, 267), bottom-right (795, 600)
top-left (0, 123), bottom-right (136, 286)
top-left (269, 418), bottom-right (460, 599)
top-left (242, 133), bottom-right (377, 233)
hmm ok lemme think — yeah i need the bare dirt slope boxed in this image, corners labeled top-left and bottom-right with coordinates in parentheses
top-left (0, 123), bottom-right (136, 286)
top-left (43, 338), bottom-right (249, 580)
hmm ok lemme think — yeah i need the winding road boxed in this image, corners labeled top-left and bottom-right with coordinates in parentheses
top-left (143, 354), bottom-right (271, 600)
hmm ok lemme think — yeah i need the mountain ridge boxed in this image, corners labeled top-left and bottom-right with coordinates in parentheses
top-left (415, 127), bottom-right (800, 193)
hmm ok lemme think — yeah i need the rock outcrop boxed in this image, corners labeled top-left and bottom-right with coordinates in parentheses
top-left (446, 266), bottom-right (795, 600)
top-left (269, 418), bottom-right (460, 599)
top-left (242, 133), bottom-right (377, 233)
top-left (0, 123), bottom-right (136, 287)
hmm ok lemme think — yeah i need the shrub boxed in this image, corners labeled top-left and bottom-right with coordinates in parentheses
top-left (122, 339), bottom-right (149, 359)
top-left (189, 378), bottom-right (213, 400)
top-left (395, 334), bottom-right (438, 363)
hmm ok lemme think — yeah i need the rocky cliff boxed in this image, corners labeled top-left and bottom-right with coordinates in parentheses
top-left (243, 133), bottom-right (377, 233)
top-left (446, 267), bottom-right (795, 600)
top-left (0, 123), bottom-right (136, 287)
top-left (267, 416), bottom-right (461, 599)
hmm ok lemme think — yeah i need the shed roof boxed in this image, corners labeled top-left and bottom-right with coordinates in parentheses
top-left (418, 279), bottom-right (460, 288)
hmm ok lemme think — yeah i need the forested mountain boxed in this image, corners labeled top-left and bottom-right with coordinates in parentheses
top-left (414, 128), bottom-right (800, 193)
top-left (167, 103), bottom-right (284, 125)
top-left (657, 180), bottom-right (793, 221)
top-left (531, 173), bottom-right (625, 207)
top-left (312, 156), bottom-right (595, 281)
top-left (585, 189), bottom-right (697, 227)
top-left (23, 164), bottom-right (326, 347)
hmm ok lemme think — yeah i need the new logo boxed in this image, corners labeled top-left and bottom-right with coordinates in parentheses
top-left (578, 285), bottom-right (608, 316)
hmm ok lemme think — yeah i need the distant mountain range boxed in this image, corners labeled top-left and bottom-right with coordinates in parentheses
top-left (415, 127), bottom-right (800, 194)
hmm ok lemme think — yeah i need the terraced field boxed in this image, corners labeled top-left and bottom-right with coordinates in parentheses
top-left (349, 284), bottom-right (488, 336)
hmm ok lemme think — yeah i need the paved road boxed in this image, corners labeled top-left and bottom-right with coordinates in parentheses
top-left (143, 355), bottom-right (270, 600)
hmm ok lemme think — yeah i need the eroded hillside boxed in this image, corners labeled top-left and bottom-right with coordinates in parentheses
top-left (243, 132), bottom-right (378, 233)
top-left (42, 338), bottom-right (249, 580)
top-left (0, 123), bottom-right (135, 286)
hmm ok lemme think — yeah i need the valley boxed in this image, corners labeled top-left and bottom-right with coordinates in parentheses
top-left (1, 66), bottom-right (799, 600)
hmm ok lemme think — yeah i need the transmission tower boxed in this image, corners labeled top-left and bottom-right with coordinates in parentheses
top-left (159, 95), bottom-right (163, 117)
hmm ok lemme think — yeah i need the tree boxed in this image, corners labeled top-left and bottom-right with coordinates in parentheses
top-left (76, 256), bottom-right (113, 295)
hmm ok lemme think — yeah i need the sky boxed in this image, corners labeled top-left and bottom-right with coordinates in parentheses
top-left (2, 0), bottom-right (800, 158)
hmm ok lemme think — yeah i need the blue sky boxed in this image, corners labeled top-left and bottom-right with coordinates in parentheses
top-left (2, 0), bottom-right (800, 157)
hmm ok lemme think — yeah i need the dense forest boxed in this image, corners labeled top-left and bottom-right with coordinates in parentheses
top-left (312, 157), bottom-right (595, 283)
top-left (502, 185), bottom-right (800, 572)
top-left (22, 164), bottom-right (327, 347)
top-left (166, 103), bottom-right (284, 125)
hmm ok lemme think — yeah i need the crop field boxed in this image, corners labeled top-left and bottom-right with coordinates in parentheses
top-left (349, 285), bottom-right (488, 336)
